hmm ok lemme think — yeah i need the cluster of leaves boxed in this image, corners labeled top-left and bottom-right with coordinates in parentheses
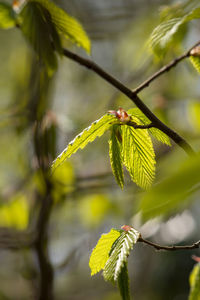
top-left (89, 226), bottom-right (140, 300)
top-left (148, 0), bottom-right (200, 72)
top-left (51, 108), bottom-right (170, 190)
top-left (0, 0), bottom-right (90, 75)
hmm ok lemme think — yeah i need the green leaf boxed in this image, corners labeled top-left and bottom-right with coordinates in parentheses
top-left (31, 0), bottom-right (91, 53)
top-left (89, 229), bottom-right (120, 276)
top-left (20, 2), bottom-right (59, 75)
top-left (0, 3), bottom-right (16, 29)
top-left (122, 120), bottom-right (156, 189)
top-left (109, 126), bottom-right (124, 189)
top-left (148, 6), bottom-right (200, 56)
top-left (139, 153), bottom-right (200, 220)
top-left (118, 263), bottom-right (131, 300)
top-left (103, 228), bottom-right (140, 282)
top-left (51, 114), bottom-right (118, 172)
top-left (128, 108), bottom-right (171, 146)
top-left (190, 56), bottom-right (200, 73)
top-left (189, 263), bottom-right (200, 300)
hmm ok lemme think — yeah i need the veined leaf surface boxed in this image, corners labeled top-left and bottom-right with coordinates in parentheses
top-left (128, 108), bottom-right (171, 146)
top-left (190, 56), bottom-right (200, 73)
top-left (109, 126), bottom-right (124, 189)
top-left (122, 118), bottom-right (156, 189)
top-left (89, 229), bottom-right (120, 276)
top-left (52, 114), bottom-right (118, 172)
top-left (31, 0), bottom-right (91, 53)
top-left (103, 228), bottom-right (140, 282)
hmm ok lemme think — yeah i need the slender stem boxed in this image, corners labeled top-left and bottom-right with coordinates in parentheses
top-left (62, 48), bottom-right (195, 156)
top-left (138, 237), bottom-right (200, 251)
top-left (133, 40), bottom-right (200, 94)
top-left (126, 121), bottom-right (154, 129)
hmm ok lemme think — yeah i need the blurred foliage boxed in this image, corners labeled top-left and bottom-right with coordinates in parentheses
top-left (0, 0), bottom-right (200, 299)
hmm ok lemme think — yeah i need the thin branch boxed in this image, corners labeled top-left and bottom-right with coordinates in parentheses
top-left (62, 48), bottom-right (195, 156)
top-left (138, 236), bottom-right (200, 251)
top-left (133, 40), bottom-right (200, 94)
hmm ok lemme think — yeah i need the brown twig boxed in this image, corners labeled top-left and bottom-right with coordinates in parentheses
top-left (138, 236), bottom-right (200, 251)
top-left (133, 40), bottom-right (200, 94)
top-left (62, 48), bottom-right (195, 156)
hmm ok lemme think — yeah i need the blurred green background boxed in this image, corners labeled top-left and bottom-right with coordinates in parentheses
top-left (0, 0), bottom-right (200, 299)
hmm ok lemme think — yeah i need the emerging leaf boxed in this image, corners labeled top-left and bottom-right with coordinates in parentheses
top-left (148, 5), bottom-right (200, 57)
top-left (20, 2), bottom-right (59, 75)
top-left (122, 120), bottom-right (156, 189)
top-left (51, 114), bottom-right (118, 172)
top-left (190, 56), bottom-right (200, 74)
top-left (0, 3), bottom-right (16, 29)
top-left (109, 126), bottom-right (124, 189)
top-left (89, 229), bottom-right (120, 276)
top-left (118, 262), bottom-right (130, 300)
top-left (189, 263), bottom-right (200, 300)
top-left (103, 228), bottom-right (140, 282)
top-left (31, 0), bottom-right (91, 53)
top-left (128, 108), bottom-right (171, 146)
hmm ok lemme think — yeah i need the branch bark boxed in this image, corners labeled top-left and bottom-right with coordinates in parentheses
top-left (139, 236), bottom-right (200, 251)
top-left (133, 40), bottom-right (200, 94)
top-left (62, 48), bottom-right (195, 156)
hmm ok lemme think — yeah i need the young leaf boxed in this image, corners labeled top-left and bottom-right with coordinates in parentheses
top-left (20, 2), bottom-right (59, 75)
top-left (190, 56), bottom-right (200, 73)
top-left (89, 229), bottom-right (120, 276)
top-left (0, 3), bottom-right (16, 29)
top-left (118, 262), bottom-right (131, 300)
top-left (109, 125), bottom-right (124, 189)
top-left (122, 121), bottom-right (156, 189)
top-left (103, 228), bottom-right (140, 282)
top-left (189, 263), bottom-right (200, 300)
top-left (31, 0), bottom-right (91, 53)
top-left (51, 114), bottom-right (118, 172)
top-left (148, 6), bottom-right (200, 56)
top-left (128, 108), bottom-right (171, 146)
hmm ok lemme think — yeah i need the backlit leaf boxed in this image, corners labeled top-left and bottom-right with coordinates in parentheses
top-left (189, 263), bottom-right (200, 300)
top-left (128, 108), bottom-right (171, 146)
top-left (190, 56), bottom-right (200, 73)
top-left (0, 3), bottom-right (16, 29)
top-left (122, 119), bottom-right (156, 189)
top-left (20, 2), bottom-right (59, 75)
top-left (103, 228), bottom-right (140, 282)
top-left (89, 229), bottom-right (120, 276)
top-left (32, 0), bottom-right (91, 53)
top-left (109, 125), bottom-right (124, 189)
top-left (51, 114), bottom-right (118, 172)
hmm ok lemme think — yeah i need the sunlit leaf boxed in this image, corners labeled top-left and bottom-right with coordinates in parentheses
top-left (122, 119), bottom-right (156, 189)
top-left (0, 3), bottom-right (16, 29)
top-left (103, 228), bottom-right (140, 282)
top-left (189, 263), bottom-right (200, 300)
top-left (148, 6), bottom-right (200, 56)
top-left (190, 56), bottom-right (200, 73)
top-left (89, 229), bottom-right (120, 276)
top-left (128, 108), bottom-right (171, 146)
top-left (51, 114), bottom-right (118, 172)
top-left (139, 153), bottom-right (200, 220)
top-left (20, 2), bottom-right (59, 75)
top-left (109, 126), bottom-right (124, 189)
top-left (31, 0), bottom-right (91, 53)
top-left (118, 262), bottom-right (130, 300)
